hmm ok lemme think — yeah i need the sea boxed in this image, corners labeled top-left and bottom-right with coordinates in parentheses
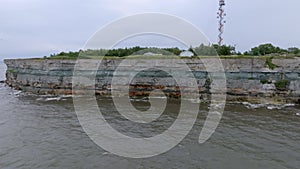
top-left (0, 61), bottom-right (299, 169)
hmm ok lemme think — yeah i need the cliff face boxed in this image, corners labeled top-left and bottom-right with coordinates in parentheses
top-left (4, 58), bottom-right (300, 103)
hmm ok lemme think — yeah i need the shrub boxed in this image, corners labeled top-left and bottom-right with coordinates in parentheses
top-left (260, 79), bottom-right (270, 84)
top-left (275, 80), bottom-right (289, 90)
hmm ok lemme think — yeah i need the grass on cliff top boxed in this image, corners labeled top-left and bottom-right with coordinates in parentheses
top-left (8, 54), bottom-right (299, 61)
top-left (47, 55), bottom-right (299, 60)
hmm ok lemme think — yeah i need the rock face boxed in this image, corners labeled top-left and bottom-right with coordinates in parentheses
top-left (4, 58), bottom-right (300, 103)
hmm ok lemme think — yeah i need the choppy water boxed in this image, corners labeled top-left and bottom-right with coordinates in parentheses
top-left (0, 62), bottom-right (300, 169)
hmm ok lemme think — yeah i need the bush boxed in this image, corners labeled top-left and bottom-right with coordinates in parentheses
top-left (260, 79), bottom-right (272, 84)
top-left (212, 44), bottom-right (236, 55)
top-left (275, 80), bottom-right (289, 90)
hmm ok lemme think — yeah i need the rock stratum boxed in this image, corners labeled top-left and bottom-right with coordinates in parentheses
top-left (4, 58), bottom-right (300, 104)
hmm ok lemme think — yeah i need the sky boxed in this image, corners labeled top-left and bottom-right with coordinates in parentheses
top-left (0, 0), bottom-right (300, 60)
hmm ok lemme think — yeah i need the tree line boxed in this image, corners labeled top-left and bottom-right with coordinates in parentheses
top-left (49, 46), bottom-right (182, 58)
top-left (190, 43), bottom-right (300, 56)
top-left (48, 43), bottom-right (300, 58)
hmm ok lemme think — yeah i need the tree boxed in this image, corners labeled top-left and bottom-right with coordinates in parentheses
top-left (163, 47), bottom-right (182, 55)
top-left (190, 44), bottom-right (235, 56)
top-left (212, 44), bottom-right (235, 55)
top-left (193, 44), bottom-right (217, 56)
top-left (248, 43), bottom-right (284, 56)
top-left (288, 47), bottom-right (299, 54)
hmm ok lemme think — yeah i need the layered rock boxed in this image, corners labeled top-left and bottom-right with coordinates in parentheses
top-left (4, 58), bottom-right (300, 103)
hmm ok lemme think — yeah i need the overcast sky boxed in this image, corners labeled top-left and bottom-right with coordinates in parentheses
top-left (0, 0), bottom-right (299, 60)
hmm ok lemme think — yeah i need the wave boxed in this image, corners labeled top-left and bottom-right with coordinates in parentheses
top-left (267, 104), bottom-right (295, 110)
top-left (242, 102), bottom-right (295, 110)
top-left (36, 95), bottom-right (74, 102)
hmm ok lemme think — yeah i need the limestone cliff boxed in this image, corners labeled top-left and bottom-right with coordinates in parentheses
top-left (4, 58), bottom-right (300, 103)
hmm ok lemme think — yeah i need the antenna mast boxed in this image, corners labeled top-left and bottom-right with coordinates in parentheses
top-left (217, 0), bottom-right (226, 46)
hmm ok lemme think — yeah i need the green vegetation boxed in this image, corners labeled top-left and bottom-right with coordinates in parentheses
top-left (48, 47), bottom-right (184, 59)
top-left (244, 43), bottom-right (300, 56)
top-left (47, 44), bottom-right (236, 59)
top-left (7, 69), bottom-right (18, 73)
top-left (265, 57), bottom-right (279, 70)
top-left (45, 43), bottom-right (300, 59)
top-left (260, 79), bottom-right (272, 84)
top-left (189, 44), bottom-right (235, 56)
top-left (260, 79), bottom-right (290, 90)
top-left (50, 51), bottom-right (80, 58)
top-left (247, 43), bottom-right (284, 55)
top-left (275, 80), bottom-right (290, 90)
top-left (212, 44), bottom-right (236, 55)
top-left (288, 47), bottom-right (300, 54)
top-left (190, 44), bottom-right (217, 56)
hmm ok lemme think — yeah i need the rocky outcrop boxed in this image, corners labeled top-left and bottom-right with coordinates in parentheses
top-left (4, 58), bottom-right (300, 103)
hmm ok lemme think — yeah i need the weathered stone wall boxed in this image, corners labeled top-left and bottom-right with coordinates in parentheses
top-left (4, 58), bottom-right (300, 103)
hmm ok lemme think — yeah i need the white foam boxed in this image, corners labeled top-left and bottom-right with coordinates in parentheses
top-left (102, 152), bottom-right (112, 155)
top-left (267, 104), bottom-right (295, 110)
top-left (13, 91), bottom-right (22, 95)
top-left (267, 105), bottom-right (281, 110)
top-left (242, 102), bottom-right (295, 110)
top-left (242, 102), bottom-right (266, 109)
top-left (36, 95), bottom-right (74, 102)
top-left (36, 98), bottom-right (44, 101)
top-left (45, 97), bottom-right (62, 101)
